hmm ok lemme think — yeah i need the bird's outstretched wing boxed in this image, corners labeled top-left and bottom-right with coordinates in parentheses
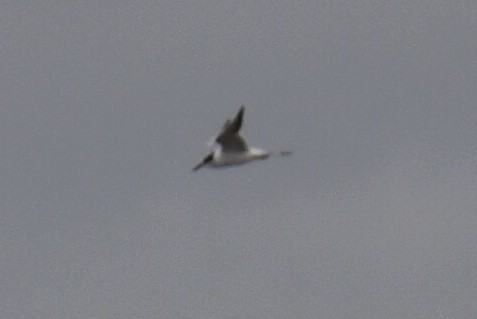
top-left (192, 152), bottom-right (213, 171)
top-left (215, 106), bottom-right (248, 152)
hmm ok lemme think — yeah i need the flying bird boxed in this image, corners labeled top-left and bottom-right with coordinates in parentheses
top-left (193, 105), bottom-right (291, 171)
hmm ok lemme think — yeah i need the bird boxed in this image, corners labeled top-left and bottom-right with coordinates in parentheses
top-left (192, 105), bottom-right (291, 171)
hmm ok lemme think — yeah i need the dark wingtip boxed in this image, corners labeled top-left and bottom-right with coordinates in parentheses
top-left (192, 163), bottom-right (203, 172)
top-left (237, 105), bottom-right (245, 124)
top-left (237, 105), bottom-right (245, 118)
top-left (192, 153), bottom-right (213, 172)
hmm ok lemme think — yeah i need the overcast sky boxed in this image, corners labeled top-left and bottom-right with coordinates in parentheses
top-left (1, 1), bottom-right (477, 318)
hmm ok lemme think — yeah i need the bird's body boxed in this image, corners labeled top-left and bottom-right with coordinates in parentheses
top-left (193, 105), bottom-right (289, 171)
top-left (208, 147), bottom-right (270, 168)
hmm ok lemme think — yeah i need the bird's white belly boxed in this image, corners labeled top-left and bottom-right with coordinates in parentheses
top-left (212, 148), bottom-right (269, 167)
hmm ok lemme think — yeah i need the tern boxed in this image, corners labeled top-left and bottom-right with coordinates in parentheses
top-left (193, 105), bottom-right (291, 171)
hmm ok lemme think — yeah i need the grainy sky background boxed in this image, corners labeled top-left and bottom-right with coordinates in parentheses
top-left (1, 1), bottom-right (477, 318)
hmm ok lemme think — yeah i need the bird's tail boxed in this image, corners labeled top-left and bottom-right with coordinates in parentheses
top-left (270, 150), bottom-right (293, 157)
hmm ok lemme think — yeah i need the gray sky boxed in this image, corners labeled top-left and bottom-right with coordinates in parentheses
top-left (1, 1), bottom-right (477, 318)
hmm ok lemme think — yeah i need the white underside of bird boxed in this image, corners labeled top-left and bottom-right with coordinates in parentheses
top-left (208, 147), bottom-right (270, 167)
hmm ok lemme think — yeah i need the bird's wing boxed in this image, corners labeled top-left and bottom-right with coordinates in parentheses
top-left (216, 134), bottom-right (248, 152)
top-left (219, 106), bottom-right (244, 135)
top-left (192, 153), bottom-right (213, 171)
top-left (215, 106), bottom-right (248, 152)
